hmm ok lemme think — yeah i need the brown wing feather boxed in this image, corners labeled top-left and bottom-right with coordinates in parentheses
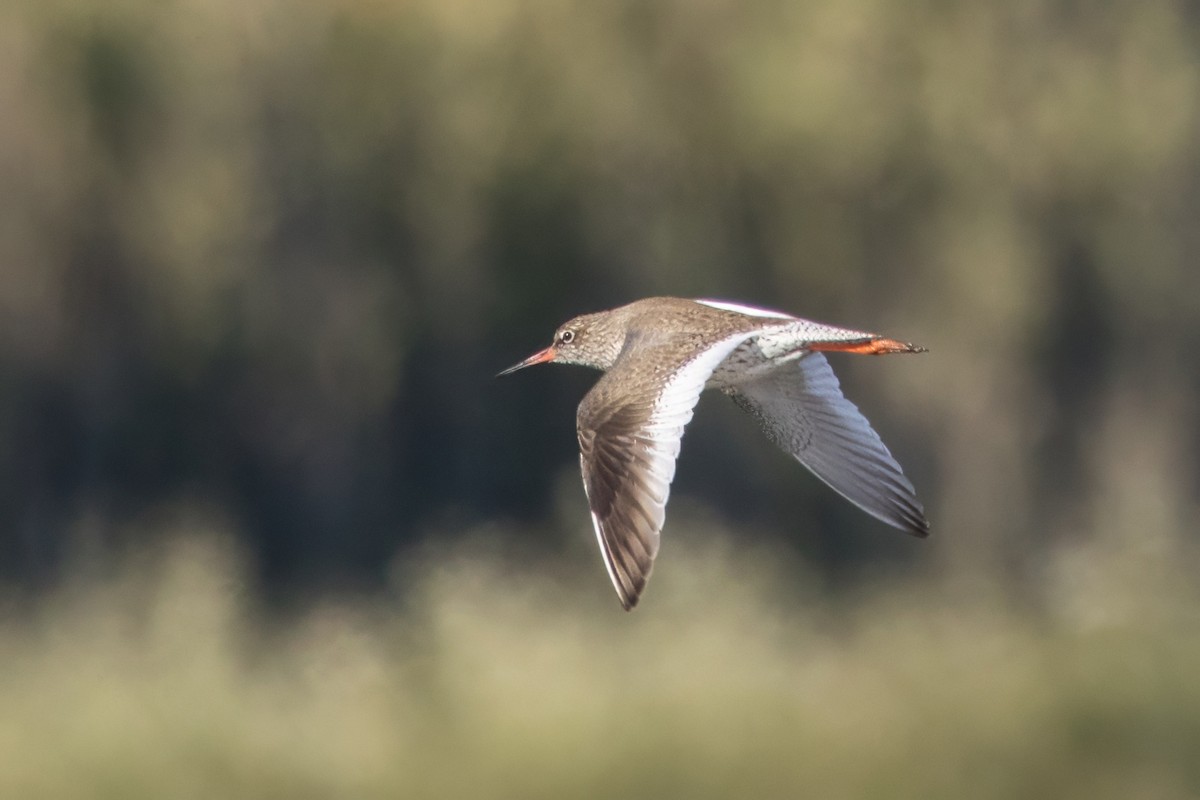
top-left (576, 332), bottom-right (758, 609)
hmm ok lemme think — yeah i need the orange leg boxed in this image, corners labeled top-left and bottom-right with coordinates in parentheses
top-left (809, 337), bottom-right (927, 355)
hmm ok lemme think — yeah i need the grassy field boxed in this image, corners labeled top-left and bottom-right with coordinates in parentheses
top-left (1, 526), bottom-right (1197, 800)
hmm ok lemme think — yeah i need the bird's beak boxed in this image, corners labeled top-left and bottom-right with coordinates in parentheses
top-left (497, 346), bottom-right (556, 376)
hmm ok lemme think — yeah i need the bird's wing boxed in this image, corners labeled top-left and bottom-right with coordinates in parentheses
top-left (577, 331), bottom-right (758, 610)
top-left (728, 352), bottom-right (929, 536)
top-left (695, 300), bottom-right (925, 357)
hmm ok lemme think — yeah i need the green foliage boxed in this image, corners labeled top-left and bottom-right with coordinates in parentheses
top-left (1, 532), bottom-right (1198, 799)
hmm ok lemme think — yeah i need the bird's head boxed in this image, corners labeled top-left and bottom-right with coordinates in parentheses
top-left (498, 311), bottom-right (624, 375)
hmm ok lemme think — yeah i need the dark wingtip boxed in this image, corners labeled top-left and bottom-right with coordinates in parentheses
top-left (889, 498), bottom-right (931, 538)
top-left (619, 584), bottom-right (642, 611)
top-left (905, 512), bottom-right (931, 538)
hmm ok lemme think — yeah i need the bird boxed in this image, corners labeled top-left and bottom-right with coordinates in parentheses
top-left (499, 297), bottom-right (928, 610)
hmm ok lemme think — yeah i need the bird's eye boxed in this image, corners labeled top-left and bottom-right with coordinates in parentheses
top-left (559, 330), bottom-right (575, 345)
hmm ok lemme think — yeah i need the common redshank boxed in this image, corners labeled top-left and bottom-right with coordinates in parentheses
top-left (500, 297), bottom-right (928, 610)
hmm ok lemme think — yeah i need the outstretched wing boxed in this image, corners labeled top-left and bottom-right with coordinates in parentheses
top-left (577, 332), bottom-right (758, 609)
top-left (728, 352), bottom-right (929, 536)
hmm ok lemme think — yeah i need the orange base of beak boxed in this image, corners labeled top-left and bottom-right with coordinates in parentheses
top-left (497, 346), bottom-right (557, 376)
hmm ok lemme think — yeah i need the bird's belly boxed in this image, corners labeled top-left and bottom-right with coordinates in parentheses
top-left (706, 339), bottom-right (808, 389)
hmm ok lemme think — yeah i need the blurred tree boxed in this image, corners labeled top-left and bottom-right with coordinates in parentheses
top-left (0, 0), bottom-right (1197, 596)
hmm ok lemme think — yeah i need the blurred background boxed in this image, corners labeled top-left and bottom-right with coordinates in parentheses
top-left (2, 0), bottom-right (1199, 797)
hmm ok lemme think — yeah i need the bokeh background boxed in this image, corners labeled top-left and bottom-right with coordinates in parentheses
top-left (3, 0), bottom-right (1200, 796)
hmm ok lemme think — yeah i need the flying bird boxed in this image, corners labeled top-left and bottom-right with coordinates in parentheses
top-left (500, 297), bottom-right (928, 609)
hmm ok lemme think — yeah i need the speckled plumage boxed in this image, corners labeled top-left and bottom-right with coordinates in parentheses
top-left (499, 297), bottom-right (928, 610)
